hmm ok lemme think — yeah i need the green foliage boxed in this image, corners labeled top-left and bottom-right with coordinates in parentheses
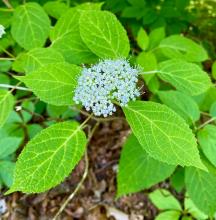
top-left (117, 134), bottom-right (175, 196)
top-left (123, 101), bottom-right (205, 168)
top-left (14, 48), bottom-right (65, 74)
top-left (185, 167), bottom-right (216, 216)
top-left (7, 121), bottom-right (87, 193)
top-left (158, 59), bottom-right (212, 95)
top-left (79, 10), bottom-right (130, 59)
top-left (50, 6), bottom-right (99, 64)
top-left (17, 63), bottom-right (81, 106)
top-left (11, 2), bottom-right (51, 50)
top-left (159, 35), bottom-right (208, 62)
top-left (0, 90), bottom-right (14, 127)
top-left (158, 90), bottom-right (200, 124)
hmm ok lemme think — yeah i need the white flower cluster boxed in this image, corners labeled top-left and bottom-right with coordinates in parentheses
top-left (0, 25), bottom-right (5, 38)
top-left (74, 59), bottom-right (140, 117)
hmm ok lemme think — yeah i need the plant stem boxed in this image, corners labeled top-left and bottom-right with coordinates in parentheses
top-left (140, 70), bottom-right (160, 74)
top-left (2, 0), bottom-right (13, 9)
top-left (53, 121), bottom-right (100, 220)
top-left (0, 8), bottom-right (14, 12)
top-left (0, 84), bottom-right (31, 91)
top-left (0, 57), bottom-right (15, 61)
top-left (197, 117), bottom-right (216, 130)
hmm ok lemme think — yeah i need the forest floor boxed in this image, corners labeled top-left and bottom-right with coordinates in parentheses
top-left (0, 116), bottom-right (163, 220)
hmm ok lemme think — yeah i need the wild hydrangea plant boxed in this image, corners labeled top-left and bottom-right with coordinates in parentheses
top-left (0, 1), bottom-right (216, 219)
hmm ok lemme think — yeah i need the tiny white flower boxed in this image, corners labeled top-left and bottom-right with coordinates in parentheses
top-left (73, 59), bottom-right (140, 117)
top-left (0, 24), bottom-right (5, 38)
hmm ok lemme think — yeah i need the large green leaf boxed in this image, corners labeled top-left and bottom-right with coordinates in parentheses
top-left (149, 189), bottom-right (182, 211)
top-left (158, 59), bottom-right (212, 95)
top-left (198, 125), bottom-right (216, 167)
top-left (7, 121), bottom-right (87, 193)
top-left (17, 63), bottom-right (81, 106)
top-left (158, 90), bottom-right (200, 124)
top-left (117, 134), bottom-right (175, 196)
top-left (159, 35), bottom-right (208, 62)
top-left (11, 2), bottom-right (51, 50)
top-left (14, 48), bottom-right (65, 74)
top-left (79, 10), bottom-right (130, 59)
top-left (0, 90), bottom-right (14, 127)
top-left (123, 101), bottom-right (205, 169)
top-left (50, 7), bottom-right (98, 64)
top-left (185, 167), bottom-right (216, 216)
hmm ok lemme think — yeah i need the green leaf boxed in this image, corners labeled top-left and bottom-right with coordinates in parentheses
top-left (137, 28), bottom-right (149, 50)
top-left (0, 90), bottom-right (14, 128)
top-left (158, 59), bottom-right (212, 95)
top-left (27, 124), bottom-right (43, 139)
top-left (123, 101), bottom-right (205, 169)
top-left (117, 134), bottom-right (175, 196)
top-left (170, 167), bottom-right (185, 193)
top-left (158, 90), bottom-right (200, 124)
top-left (50, 7), bottom-right (98, 64)
top-left (0, 137), bottom-right (22, 159)
top-left (79, 10), bottom-right (130, 59)
top-left (198, 125), bottom-right (216, 167)
top-left (17, 63), bottom-right (81, 106)
top-left (14, 48), bottom-right (65, 74)
top-left (43, 1), bottom-right (69, 19)
top-left (155, 211), bottom-right (181, 220)
top-left (159, 35), bottom-right (208, 62)
top-left (212, 61), bottom-right (216, 80)
top-left (210, 101), bottom-right (216, 118)
top-left (0, 161), bottom-right (15, 187)
top-left (149, 189), bottom-right (182, 211)
top-left (7, 121), bottom-right (87, 193)
top-left (185, 167), bottom-right (216, 216)
top-left (184, 197), bottom-right (208, 220)
top-left (148, 27), bottom-right (165, 49)
top-left (11, 2), bottom-right (51, 50)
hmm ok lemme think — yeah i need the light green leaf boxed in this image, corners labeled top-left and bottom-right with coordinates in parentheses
top-left (7, 121), bottom-right (87, 193)
top-left (198, 125), bottom-right (216, 167)
top-left (14, 48), bottom-right (65, 74)
top-left (159, 35), bottom-right (208, 62)
top-left (117, 134), bottom-right (175, 196)
top-left (11, 2), bottom-right (51, 50)
top-left (50, 7), bottom-right (98, 64)
top-left (185, 167), bottom-right (216, 216)
top-left (137, 28), bottom-right (149, 50)
top-left (148, 27), bottom-right (165, 49)
top-left (210, 101), bottom-right (216, 118)
top-left (212, 61), bottom-right (216, 80)
top-left (0, 161), bottom-right (15, 187)
top-left (123, 101), bottom-right (205, 169)
top-left (43, 1), bottom-right (69, 19)
top-left (184, 197), bottom-right (208, 220)
top-left (158, 90), bottom-right (200, 124)
top-left (17, 63), bottom-right (81, 106)
top-left (0, 90), bottom-right (14, 128)
top-left (170, 167), bottom-right (185, 193)
top-left (0, 137), bottom-right (22, 159)
top-left (79, 10), bottom-right (130, 59)
top-left (158, 59), bottom-right (212, 95)
top-left (155, 211), bottom-right (181, 220)
top-left (149, 189), bottom-right (182, 211)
